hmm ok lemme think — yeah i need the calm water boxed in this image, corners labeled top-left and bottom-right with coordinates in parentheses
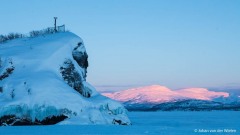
top-left (0, 111), bottom-right (239, 135)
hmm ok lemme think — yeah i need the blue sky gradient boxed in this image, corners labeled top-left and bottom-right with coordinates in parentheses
top-left (1, 0), bottom-right (240, 91)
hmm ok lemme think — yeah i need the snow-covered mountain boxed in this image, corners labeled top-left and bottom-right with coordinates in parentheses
top-left (102, 85), bottom-right (229, 104)
top-left (102, 85), bottom-right (240, 111)
top-left (0, 32), bottom-right (130, 126)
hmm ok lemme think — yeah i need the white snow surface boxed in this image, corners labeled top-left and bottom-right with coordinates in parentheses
top-left (102, 85), bottom-right (230, 104)
top-left (0, 32), bottom-right (130, 125)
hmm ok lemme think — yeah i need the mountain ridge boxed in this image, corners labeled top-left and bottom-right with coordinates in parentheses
top-left (102, 85), bottom-right (240, 111)
top-left (102, 85), bottom-right (229, 103)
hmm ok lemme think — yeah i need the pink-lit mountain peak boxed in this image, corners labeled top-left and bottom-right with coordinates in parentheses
top-left (103, 85), bottom-right (175, 103)
top-left (127, 85), bottom-right (172, 93)
top-left (102, 85), bottom-right (229, 104)
top-left (178, 88), bottom-right (229, 100)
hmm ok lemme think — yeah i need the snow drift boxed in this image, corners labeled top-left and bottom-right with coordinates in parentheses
top-left (0, 32), bottom-right (130, 126)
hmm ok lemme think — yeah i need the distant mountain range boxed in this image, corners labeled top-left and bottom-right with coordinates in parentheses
top-left (102, 85), bottom-right (240, 111)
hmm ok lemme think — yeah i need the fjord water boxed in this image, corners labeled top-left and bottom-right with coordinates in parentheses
top-left (0, 111), bottom-right (239, 135)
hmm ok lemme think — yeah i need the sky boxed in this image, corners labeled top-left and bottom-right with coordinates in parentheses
top-left (0, 0), bottom-right (240, 91)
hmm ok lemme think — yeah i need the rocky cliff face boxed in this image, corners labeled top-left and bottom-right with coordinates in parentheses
top-left (0, 32), bottom-right (130, 126)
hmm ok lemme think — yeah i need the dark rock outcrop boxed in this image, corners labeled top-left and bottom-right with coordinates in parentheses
top-left (0, 115), bottom-right (68, 126)
top-left (73, 42), bottom-right (88, 68)
top-left (60, 59), bottom-right (91, 97)
top-left (0, 58), bottom-right (14, 81)
top-left (112, 119), bottom-right (128, 125)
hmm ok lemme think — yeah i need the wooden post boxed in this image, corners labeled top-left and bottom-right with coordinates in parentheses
top-left (54, 17), bottom-right (57, 32)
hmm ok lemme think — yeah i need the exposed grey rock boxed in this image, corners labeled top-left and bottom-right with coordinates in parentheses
top-left (60, 59), bottom-right (91, 97)
top-left (72, 42), bottom-right (88, 79)
top-left (0, 115), bottom-right (68, 126)
top-left (0, 58), bottom-right (14, 81)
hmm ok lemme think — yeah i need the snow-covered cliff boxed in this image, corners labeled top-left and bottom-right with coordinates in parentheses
top-left (0, 32), bottom-right (130, 126)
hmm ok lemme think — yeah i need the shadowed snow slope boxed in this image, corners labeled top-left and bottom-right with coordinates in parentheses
top-left (0, 32), bottom-right (130, 126)
top-left (102, 85), bottom-right (229, 104)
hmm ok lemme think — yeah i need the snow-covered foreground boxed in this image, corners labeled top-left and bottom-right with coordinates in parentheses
top-left (0, 111), bottom-right (239, 135)
top-left (0, 32), bottom-right (130, 125)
